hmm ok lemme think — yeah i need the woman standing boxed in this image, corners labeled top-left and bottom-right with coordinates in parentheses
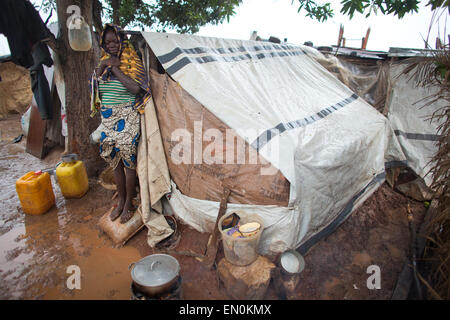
top-left (90, 24), bottom-right (151, 223)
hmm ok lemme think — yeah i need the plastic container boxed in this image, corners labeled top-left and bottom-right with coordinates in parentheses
top-left (16, 170), bottom-right (55, 215)
top-left (56, 154), bottom-right (89, 198)
top-left (219, 211), bottom-right (264, 266)
top-left (68, 15), bottom-right (92, 51)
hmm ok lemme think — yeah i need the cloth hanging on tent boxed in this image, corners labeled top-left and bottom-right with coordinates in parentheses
top-left (0, 0), bottom-right (51, 68)
top-left (29, 41), bottom-right (54, 120)
top-left (136, 98), bottom-right (173, 247)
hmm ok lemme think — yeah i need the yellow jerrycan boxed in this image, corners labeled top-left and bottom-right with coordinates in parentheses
top-left (16, 170), bottom-right (55, 215)
top-left (56, 154), bottom-right (89, 198)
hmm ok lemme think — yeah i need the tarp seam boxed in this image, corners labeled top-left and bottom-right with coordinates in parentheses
top-left (385, 160), bottom-right (408, 168)
top-left (394, 129), bottom-right (441, 141)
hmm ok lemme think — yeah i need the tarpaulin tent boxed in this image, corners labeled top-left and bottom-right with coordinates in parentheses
top-left (136, 32), bottom-right (406, 255)
top-left (385, 60), bottom-right (444, 188)
top-left (305, 47), bottom-right (444, 200)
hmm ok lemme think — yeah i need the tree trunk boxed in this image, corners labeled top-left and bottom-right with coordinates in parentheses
top-left (111, 0), bottom-right (121, 25)
top-left (92, 0), bottom-right (103, 34)
top-left (56, 0), bottom-right (103, 176)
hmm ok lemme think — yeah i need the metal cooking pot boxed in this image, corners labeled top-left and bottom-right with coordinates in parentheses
top-left (129, 254), bottom-right (180, 297)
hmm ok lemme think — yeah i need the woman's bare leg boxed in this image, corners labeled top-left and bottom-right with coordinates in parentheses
top-left (110, 161), bottom-right (126, 221)
top-left (120, 166), bottom-right (137, 224)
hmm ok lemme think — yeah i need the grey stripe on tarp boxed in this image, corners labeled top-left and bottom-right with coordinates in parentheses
top-left (157, 43), bottom-right (300, 65)
top-left (394, 129), bottom-right (440, 141)
top-left (250, 94), bottom-right (359, 152)
top-left (385, 160), bottom-right (408, 168)
top-left (298, 171), bottom-right (386, 256)
top-left (165, 57), bottom-right (192, 76)
top-left (164, 48), bottom-right (306, 75)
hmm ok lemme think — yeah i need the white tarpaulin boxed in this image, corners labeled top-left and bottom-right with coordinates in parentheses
top-left (386, 62), bottom-right (443, 187)
top-left (141, 32), bottom-right (405, 254)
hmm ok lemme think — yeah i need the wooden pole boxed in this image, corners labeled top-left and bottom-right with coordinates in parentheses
top-left (337, 24), bottom-right (344, 47)
top-left (202, 187), bottom-right (231, 269)
top-left (362, 27), bottom-right (370, 49)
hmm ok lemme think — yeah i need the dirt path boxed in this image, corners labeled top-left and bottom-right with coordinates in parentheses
top-left (0, 114), bottom-right (426, 300)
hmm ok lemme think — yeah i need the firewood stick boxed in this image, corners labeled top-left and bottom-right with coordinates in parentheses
top-left (203, 187), bottom-right (231, 269)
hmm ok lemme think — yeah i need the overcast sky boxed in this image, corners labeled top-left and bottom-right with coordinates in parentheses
top-left (1, 0), bottom-right (448, 56)
top-left (196, 0), bottom-right (449, 51)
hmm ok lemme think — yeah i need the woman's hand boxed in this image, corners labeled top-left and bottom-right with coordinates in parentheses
top-left (105, 56), bottom-right (121, 67)
top-left (101, 56), bottom-right (120, 69)
top-left (97, 55), bottom-right (141, 95)
top-left (96, 57), bottom-right (121, 76)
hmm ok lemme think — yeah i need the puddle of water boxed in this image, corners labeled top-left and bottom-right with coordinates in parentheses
top-left (1, 198), bottom-right (143, 299)
top-left (41, 227), bottom-right (141, 300)
top-left (0, 223), bottom-right (30, 265)
top-left (0, 116), bottom-right (145, 299)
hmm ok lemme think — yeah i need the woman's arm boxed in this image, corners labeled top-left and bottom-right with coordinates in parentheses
top-left (111, 65), bottom-right (141, 95)
top-left (105, 56), bottom-right (141, 95)
top-left (98, 56), bottom-right (141, 95)
top-left (95, 60), bottom-right (107, 76)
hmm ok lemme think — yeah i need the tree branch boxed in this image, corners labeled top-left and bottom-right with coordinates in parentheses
top-left (93, 0), bottom-right (103, 33)
top-left (111, 0), bottom-right (120, 25)
top-left (43, 32), bottom-right (58, 52)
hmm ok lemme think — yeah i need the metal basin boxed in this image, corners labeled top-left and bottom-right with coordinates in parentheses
top-left (129, 254), bottom-right (180, 297)
top-left (280, 249), bottom-right (305, 274)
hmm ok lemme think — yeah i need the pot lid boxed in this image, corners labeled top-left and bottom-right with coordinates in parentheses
top-left (131, 254), bottom-right (180, 287)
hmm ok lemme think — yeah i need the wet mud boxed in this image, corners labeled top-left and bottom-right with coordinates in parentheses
top-left (0, 114), bottom-right (426, 300)
top-left (286, 185), bottom-right (426, 300)
top-left (0, 114), bottom-right (141, 300)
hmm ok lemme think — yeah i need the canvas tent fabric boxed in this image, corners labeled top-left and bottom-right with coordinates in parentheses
top-left (139, 32), bottom-right (406, 254)
top-left (305, 50), bottom-right (389, 114)
top-left (385, 61), bottom-right (444, 188)
top-left (304, 51), bottom-right (443, 190)
top-left (147, 68), bottom-right (290, 206)
top-left (298, 50), bottom-right (441, 200)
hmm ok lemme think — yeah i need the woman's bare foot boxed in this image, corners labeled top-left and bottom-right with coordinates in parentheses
top-left (110, 200), bottom-right (125, 221)
top-left (120, 201), bottom-right (135, 224)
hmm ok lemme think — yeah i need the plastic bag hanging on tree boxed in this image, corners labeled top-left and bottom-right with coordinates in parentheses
top-left (68, 15), bottom-right (92, 51)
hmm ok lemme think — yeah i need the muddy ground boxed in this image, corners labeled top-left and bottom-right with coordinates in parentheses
top-left (0, 114), bottom-right (426, 300)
